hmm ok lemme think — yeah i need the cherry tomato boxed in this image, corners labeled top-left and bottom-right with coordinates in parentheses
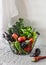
top-left (24, 46), bottom-right (32, 52)
top-left (18, 36), bottom-right (26, 42)
top-left (12, 33), bottom-right (18, 40)
top-left (29, 38), bottom-right (34, 43)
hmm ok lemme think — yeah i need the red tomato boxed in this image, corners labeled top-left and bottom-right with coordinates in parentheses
top-left (24, 46), bottom-right (32, 52)
top-left (28, 43), bottom-right (32, 47)
top-left (29, 38), bottom-right (34, 43)
top-left (18, 36), bottom-right (26, 42)
top-left (12, 33), bottom-right (18, 40)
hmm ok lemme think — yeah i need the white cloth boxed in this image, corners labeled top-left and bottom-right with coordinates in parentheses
top-left (0, 0), bottom-right (3, 37)
top-left (2, 0), bottom-right (18, 31)
top-left (3, 0), bottom-right (18, 17)
top-left (8, 0), bottom-right (18, 17)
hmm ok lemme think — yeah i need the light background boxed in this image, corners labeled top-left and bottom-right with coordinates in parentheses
top-left (0, 0), bottom-right (46, 65)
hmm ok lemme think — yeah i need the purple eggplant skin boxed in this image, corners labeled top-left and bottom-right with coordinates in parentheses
top-left (30, 48), bottom-right (41, 57)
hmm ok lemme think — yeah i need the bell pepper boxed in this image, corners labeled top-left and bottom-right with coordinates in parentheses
top-left (18, 36), bottom-right (26, 42)
top-left (12, 33), bottom-right (18, 40)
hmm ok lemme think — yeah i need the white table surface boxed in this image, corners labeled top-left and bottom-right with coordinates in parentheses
top-left (0, 38), bottom-right (46, 65)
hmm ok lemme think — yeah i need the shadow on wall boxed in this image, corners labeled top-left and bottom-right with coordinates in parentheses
top-left (11, 0), bottom-right (28, 24)
top-left (15, 0), bottom-right (28, 17)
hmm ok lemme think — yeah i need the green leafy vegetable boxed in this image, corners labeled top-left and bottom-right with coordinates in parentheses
top-left (8, 18), bottom-right (37, 39)
top-left (20, 26), bottom-right (33, 38)
top-left (8, 18), bottom-right (24, 35)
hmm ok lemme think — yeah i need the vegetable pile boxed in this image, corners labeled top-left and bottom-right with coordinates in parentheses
top-left (3, 18), bottom-right (39, 55)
